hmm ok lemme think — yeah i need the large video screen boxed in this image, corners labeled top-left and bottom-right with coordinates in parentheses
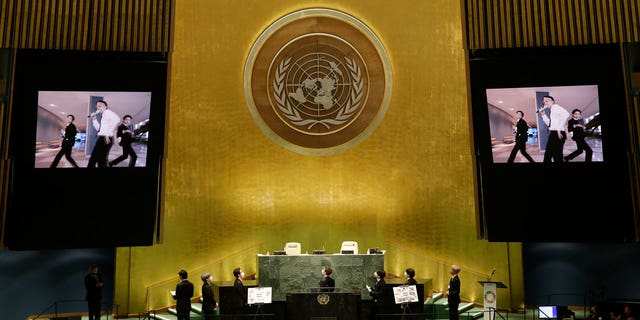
top-left (469, 44), bottom-right (635, 242)
top-left (4, 49), bottom-right (167, 249)
top-left (486, 85), bottom-right (602, 164)
top-left (35, 91), bottom-right (151, 168)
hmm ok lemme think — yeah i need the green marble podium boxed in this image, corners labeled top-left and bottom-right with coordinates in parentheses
top-left (257, 253), bottom-right (385, 301)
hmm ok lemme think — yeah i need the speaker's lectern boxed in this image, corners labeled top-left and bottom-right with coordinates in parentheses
top-left (478, 281), bottom-right (507, 320)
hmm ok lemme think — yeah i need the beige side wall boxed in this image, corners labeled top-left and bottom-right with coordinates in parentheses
top-left (114, 0), bottom-right (524, 314)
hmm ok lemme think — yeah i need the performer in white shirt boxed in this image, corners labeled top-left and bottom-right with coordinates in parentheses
top-left (87, 100), bottom-right (120, 168)
top-left (539, 95), bottom-right (570, 163)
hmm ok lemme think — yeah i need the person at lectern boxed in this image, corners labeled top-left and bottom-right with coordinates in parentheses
top-left (319, 266), bottom-right (335, 292)
top-left (201, 272), bottom-right (218, 320)
top-left (231, 267), bottom-right (248, 315)
top-left (84, 265), bottom-right (104, 320)
top-left (87, 99), bottom-right (120, 168)
top-left (445, 265), bottom-right (461, 320)
top-left (367, 269), bottom-right (386, 320)
top-left (173, 269), bottom-right (194, 320)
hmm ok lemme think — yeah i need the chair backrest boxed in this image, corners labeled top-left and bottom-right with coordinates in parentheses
top-left (284, 242), bottom-right (302, 255)
top-left (340, 241), bottom-right (358, 254)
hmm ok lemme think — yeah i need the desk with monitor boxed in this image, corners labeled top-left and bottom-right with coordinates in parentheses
top-left (257, 252), bottom-right (385, 301)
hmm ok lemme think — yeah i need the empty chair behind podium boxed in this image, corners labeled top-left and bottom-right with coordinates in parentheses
top-left (284, 242), bottom-right (302, 255)
top-left (340, 241), bottom-right (358, 254)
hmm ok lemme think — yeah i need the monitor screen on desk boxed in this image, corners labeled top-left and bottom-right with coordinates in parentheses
top-left (538, 306), bottom-right (558, 319)
top-left (312, 250), bottom-right (325, 255)
top-left (341, 250), bottom-right (354, 254)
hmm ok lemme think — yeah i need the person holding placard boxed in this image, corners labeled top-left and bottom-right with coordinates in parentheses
top-left (201, 272), bottom-right (218, 320)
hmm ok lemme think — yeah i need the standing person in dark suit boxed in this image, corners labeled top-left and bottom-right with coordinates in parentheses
top-left (200, 272), bottom-right (218, 320)
top-left (366, 269), bottom-right (386, 320)
top-left (109, 114), bottom-right (137, 167)
top-left (404, 267), bottom-right (417, 285)
top-left (565, 108), bottom-right (593, 162)
top-left (231, 267), bottom-right (247, 316)
top-left (319, 266), bottom-right (335, 292)
top-left (50, 114), bottom-right (80, 168)
top-left (84, 265), bottom-right (104, 320)
top-left (88, 100), bottom-right (120, 168)
top-left (174, 269), bottom-right (194, 320)
top-left (446, 265), bottom-right (461, 320)
top-left (507, 111), bottom-right (535, 163)
top-left (403, 267), bottom-right (419, 313)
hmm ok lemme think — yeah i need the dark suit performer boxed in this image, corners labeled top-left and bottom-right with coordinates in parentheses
top-left (507, 111), bottom-right (535, 163)
top-left (319, 266), bottom-right (335, 292)
top-left (84, 265), bottom-right (104, 320)
top-left (403, 267), bottom-right (419, 313)
top-left (88, 100), bottom-right (120, 168)
top-left (565, 109), bottom-right (593, 162)
top-left (446, 265), bottom-right (461, 320)
top-left (540, 95), bottom-right (570, 163)
top-left (367, 269), bottom-right (386, 320)
top-left (231, 268), bottom-right (247, 315)
top-left (50, 114), bottom-right (79, 168)
top-left (201, 272), bottom-right (218, 320)
top-left (109, 114), bottom-right (137, 167)
top-left (174, 269), bottom-right (194, 320)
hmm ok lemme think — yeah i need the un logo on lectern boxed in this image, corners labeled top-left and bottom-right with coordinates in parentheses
top-left (244, 8), bottom-right (392, 155)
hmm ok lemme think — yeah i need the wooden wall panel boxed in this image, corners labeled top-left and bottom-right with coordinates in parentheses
top-left (0, 0), bottom-right (171, 52)
top-left (464, 0), bottom-right (640, 49)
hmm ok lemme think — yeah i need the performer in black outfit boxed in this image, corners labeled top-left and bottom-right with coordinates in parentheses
top-left (174, 269), bottom-right (194, 320)
top-left (507, 111), bottom-right (535, 163)
top-left (84, 265), bottom-right (104, 320)
top-left (319, 266), bottom-right (335, 292)
top-left (403, 267), bottom-right (419, 313)
top-left (367, 269), bottom-right (386, 320)
top-left (447, 265), bottom-right (461, 320)
top-left (201, 272), bottom-right (218, 320)
top-left (231, 268), bottom-right (247, 316)
top-left (50, 114), bottom-right (79, 168)
top-left (565, 109), bottom-right (593, 162)
top-left (109, 114), bottom-right (137, 167)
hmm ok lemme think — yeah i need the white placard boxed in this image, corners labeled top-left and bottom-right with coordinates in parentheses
top-left (392, 285), bottom-right (419, 304)
top-left (248, 287), bottom-right (272, 305)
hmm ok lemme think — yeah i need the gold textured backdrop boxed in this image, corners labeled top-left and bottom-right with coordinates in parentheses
top-left (113, 0), bottom-right (523, 314)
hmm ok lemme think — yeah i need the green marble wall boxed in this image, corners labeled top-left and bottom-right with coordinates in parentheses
top-left (257, 254), bottom-right (385, 301)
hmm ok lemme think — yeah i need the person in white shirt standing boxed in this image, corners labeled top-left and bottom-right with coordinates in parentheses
top-left (539, 95), bottom-right (570, 163)
top-left (87, 100), bottom-right (120, 168)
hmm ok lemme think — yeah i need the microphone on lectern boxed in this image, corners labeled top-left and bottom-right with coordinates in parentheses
top-left (488, 268), bottom-right (496, 281)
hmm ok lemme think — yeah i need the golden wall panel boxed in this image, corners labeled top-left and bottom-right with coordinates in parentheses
top-left (115, 0), bottom-right (523, 314)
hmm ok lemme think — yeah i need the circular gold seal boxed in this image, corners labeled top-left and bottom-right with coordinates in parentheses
top-left (244, 8), bottom-right (392, 155)
top-left (317, 293), bottom-right (331, 305)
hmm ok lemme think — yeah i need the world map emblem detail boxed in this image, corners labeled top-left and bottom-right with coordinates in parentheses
top-left (245, 9), bottom-right (392, 155)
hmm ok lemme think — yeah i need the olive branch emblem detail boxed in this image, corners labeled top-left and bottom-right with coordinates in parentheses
top-left (273, 56), bottom-right (363, 130)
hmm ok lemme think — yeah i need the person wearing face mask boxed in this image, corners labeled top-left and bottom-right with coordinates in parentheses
top-left (403, 267), bottom-right (419, 314)
top-left (84, 265), bottom-right (104, 320)
top-left (366, 269), bottom-right (386, 320)
top-left (319, 266), bottom-right (335, 292)
top-left (231, 267), bottom-right (247, 316)
top-left (201, 272), bottom-right (218, 320)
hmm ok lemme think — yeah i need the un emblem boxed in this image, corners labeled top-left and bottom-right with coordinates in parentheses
top-left (245, 8), bottom-right (392, 155)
